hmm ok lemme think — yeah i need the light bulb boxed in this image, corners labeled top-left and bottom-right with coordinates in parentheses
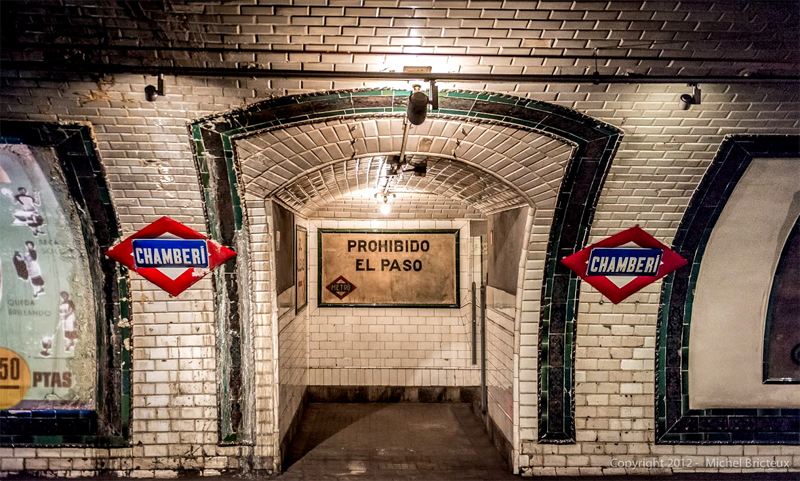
top-left (380, 203), bottom-right (391, 214)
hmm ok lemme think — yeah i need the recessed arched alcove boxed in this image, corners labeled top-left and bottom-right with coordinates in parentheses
top-left (190, 89), bottom-right (621, 471)
top-left (656, 135), bottom-right (800, 445)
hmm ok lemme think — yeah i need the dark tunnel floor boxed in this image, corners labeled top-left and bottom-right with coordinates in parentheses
top-left (278, 402), bottom-right (516, 480)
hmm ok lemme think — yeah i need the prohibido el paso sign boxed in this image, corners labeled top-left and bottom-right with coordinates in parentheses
top-left (319, 230), bottom-right (459, 307)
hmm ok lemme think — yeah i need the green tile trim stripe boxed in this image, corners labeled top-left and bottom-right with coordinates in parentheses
top-left (189, 122), bottom-right (244, 443)
top-left (656, 135), bottom-right (800, 445)
top-left (220, 134), bottom-right (243, 231)
top-left (538, 131), bottom-right (622, 443)
top-left (189, 88), bottom-right (623, 446)
top-left (0, 121), bottom-right (130, 446)
top-left (197, 89), bottom-right (612, 150)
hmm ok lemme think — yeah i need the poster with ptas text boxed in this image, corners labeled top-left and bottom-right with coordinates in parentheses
top-left (0, 145), bottom-right (96, 411)
top-left (318, 230), bottom-right (459, 307)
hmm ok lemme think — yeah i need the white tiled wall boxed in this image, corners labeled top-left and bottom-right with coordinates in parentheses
top-left (0, 73), bottom-right (271, 476)
top-left (275, 212), bottom-right (310, 443)
top-left (245, 198), bottom-right (280, 469)
top-left (306, 219), bottom-right (480, 386)
top-left (486, 294), bottom-right (516, 443)
top-left (277, 308), bottom-right (308, 436)
top-left (308, 192), bottom-right (484, 220)
top-left (2, 1), bottom-right (800, 474)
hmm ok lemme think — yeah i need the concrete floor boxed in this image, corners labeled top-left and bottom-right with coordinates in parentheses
top-left (271, 403), bottom-right (800, 481)
top-left (12, 403), bottom-right (800, 480)
top-left (278, 403), bottom-right (515, 480)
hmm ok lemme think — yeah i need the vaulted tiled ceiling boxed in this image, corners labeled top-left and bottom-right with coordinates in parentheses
top-left (273, 154), bottom-right (528, 216)
top-left (2, 1), bottom-right (798, 80)
top-left (234, 115), bottom-right (574, 216)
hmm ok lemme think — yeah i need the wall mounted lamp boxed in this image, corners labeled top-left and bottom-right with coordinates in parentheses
top-left (144, 74), bottom-right (165, 102)
top-left (679, 83), bottom-right (701, 110)
top-left (406, 80), bottom-right (439, 125)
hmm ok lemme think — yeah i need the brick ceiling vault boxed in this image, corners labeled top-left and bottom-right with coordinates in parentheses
top-left (3, 1), bottom-right (798, 81)
top-left (235, 115), bottom-right (575, 217)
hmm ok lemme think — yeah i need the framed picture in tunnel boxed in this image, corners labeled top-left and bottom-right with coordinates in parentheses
top-left (318, 229), bottom-right (459, 308)
top-left (296, 225), bottom-right (307, 313)
top-left (0, 145), bottom-right (97, 413)
top-left (0, 122), bottom-right (129, 446)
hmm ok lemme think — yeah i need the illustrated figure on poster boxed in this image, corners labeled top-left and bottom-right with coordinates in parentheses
top-left (12, 240), bottom-right (45, 298)
top-left (40, 336), bottom-right (53, 357)
top-left (57, 291), bottom-right (78, 353)
top-left (1, 186), bottom-right (46, 236)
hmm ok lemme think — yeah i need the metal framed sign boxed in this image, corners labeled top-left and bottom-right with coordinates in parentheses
top-left (318, 229), bottom-right (459, 308)
top-left (105, 216), bottom-right (236, 296)
top-left (296, 225), bottom-right (308, 313)
top-left (560, 225), bottom-right (687, 304)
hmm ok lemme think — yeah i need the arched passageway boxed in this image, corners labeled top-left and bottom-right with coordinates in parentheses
top-left (190, 89), bottom-right (621, 472)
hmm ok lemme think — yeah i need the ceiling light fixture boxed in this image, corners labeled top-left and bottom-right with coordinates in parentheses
top-left (376, 192), bottom-right (396, 215)
top-left (406, 80), bottom-right (439, 125)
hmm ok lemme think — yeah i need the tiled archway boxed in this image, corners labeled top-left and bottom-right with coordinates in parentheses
top-left (190, 89), bottom-right (622, 469)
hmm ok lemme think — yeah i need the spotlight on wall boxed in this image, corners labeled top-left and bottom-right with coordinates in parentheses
top-left (406, 81), bottom-right (439, 125)
top-left (407, 84), bottom-right (428, 125)
top-left (679, 83), bottom-right (701, 110)
top-left (145, 74), bottom-right (165, 102)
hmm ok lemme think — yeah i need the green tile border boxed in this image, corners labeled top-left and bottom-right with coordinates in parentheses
top-left (189, 123), bottom-right (242, 444)
top-left (189, 88), bottom-right (622, 445)
top-left (0, 121), bottom-right (130, 446)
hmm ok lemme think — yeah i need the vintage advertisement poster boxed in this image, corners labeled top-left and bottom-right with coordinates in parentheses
top-left (318, 230), bottom-right (459, 307)
top-left (296, 225), bottom-right (307, 313)
top-left (272, 202), bottom-right (295, 318)
top-left (0, 145), bottom-right (96, 410)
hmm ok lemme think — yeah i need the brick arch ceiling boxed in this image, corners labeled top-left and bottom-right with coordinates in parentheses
top-left (234, 116), bottom-right (575, 216)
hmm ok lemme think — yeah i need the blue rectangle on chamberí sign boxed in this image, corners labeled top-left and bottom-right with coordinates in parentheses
top-left (586, 247), bottom-right (662, 276)
top-left (132, 239), bottom-right (208, 268)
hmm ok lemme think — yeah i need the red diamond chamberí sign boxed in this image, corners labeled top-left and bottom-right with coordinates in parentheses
top-left (560, 225), bottom-right (687, 304)
top-left (105, 216), bottom-right (236, 296)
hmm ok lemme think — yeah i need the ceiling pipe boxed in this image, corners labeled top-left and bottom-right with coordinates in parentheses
top-left (5, 61), bottom-right (800, 84)
top-left (378, 117), bottom-right (412, 197)
top-left (11, 43), bottom-right (799, 65)
top-left (398, 118), bottom-right (411, 166)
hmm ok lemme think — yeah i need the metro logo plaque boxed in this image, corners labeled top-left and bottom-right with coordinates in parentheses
top-left (326, 275), bottom-right (356, 300)
top-left (105, 216), bottom-right (236, 296)
top-left (560, 225), bottom-right (687, 304)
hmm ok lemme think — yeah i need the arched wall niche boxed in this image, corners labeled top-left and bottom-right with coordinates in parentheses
top-left (656, 134), bottom-right (800, 445)
top-left (0, 121), bottom-right (130, 446)
top-left (189, 89), bottom-right (622, 470)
